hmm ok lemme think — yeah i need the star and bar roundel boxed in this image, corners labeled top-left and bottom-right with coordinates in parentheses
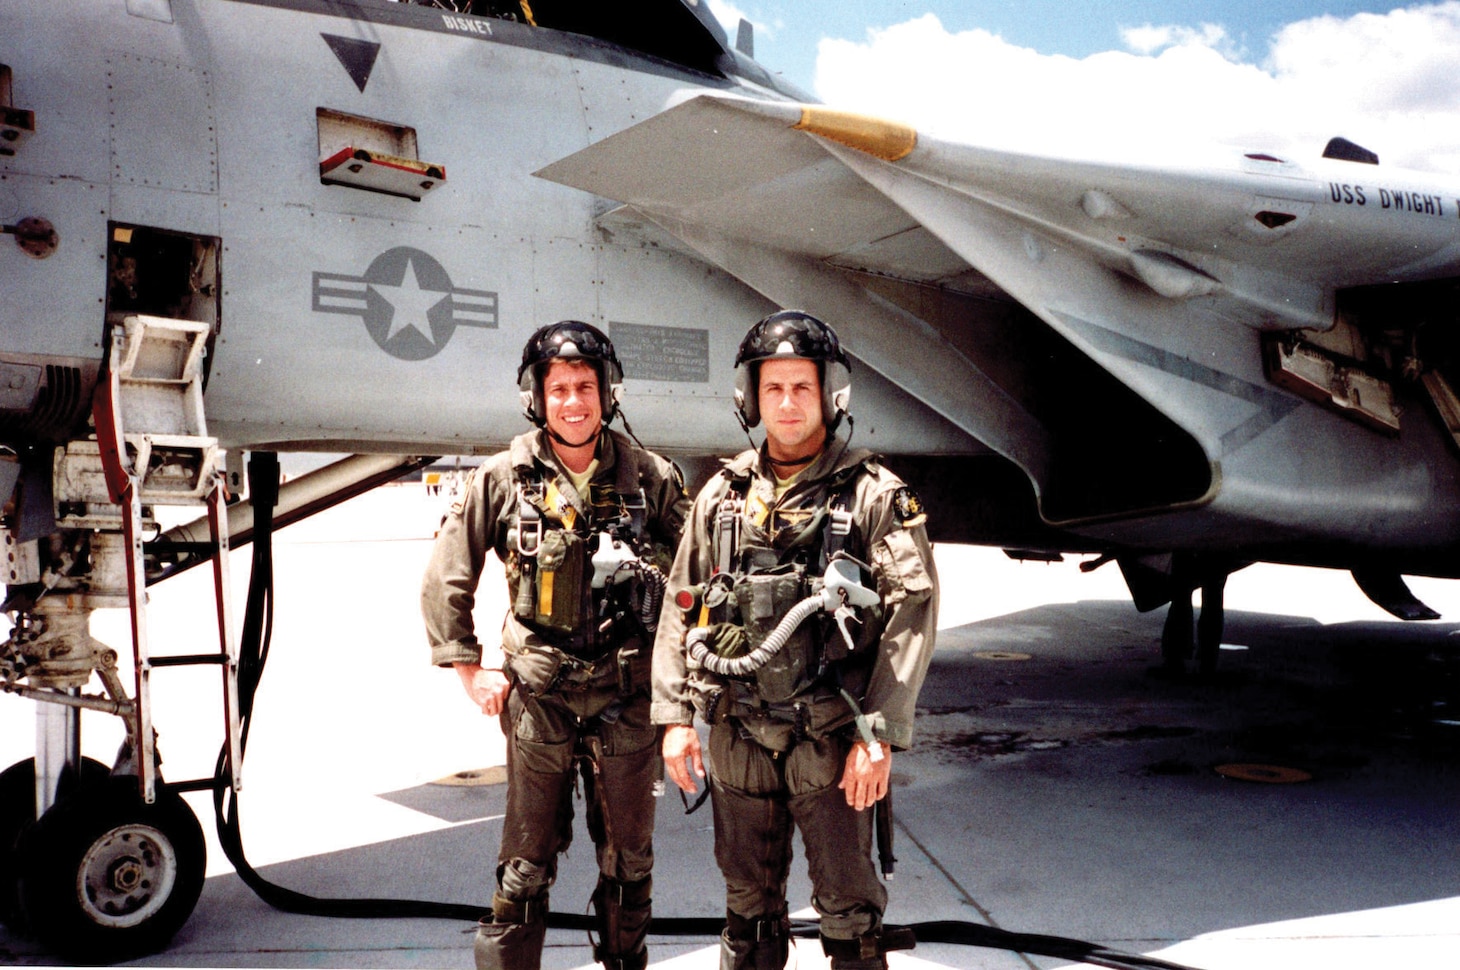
top-left (311, 247), bottom-right (498, 361)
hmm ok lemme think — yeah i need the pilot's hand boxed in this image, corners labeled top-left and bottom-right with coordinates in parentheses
top-left (839, 741), bottom-right (892, 811)
top-left (454, 662), bottom-right (511, 716)
top-left (662, 724), bottom-right (704, 794)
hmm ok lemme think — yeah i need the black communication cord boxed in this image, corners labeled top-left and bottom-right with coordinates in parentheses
top-left (205, 452), bottom-right (1205, 970)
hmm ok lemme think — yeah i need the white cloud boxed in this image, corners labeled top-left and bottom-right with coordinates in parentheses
top-left (813, 5), bottom-right (1460, 172)
top-left (1120, 22), bottom-right (1233, 57)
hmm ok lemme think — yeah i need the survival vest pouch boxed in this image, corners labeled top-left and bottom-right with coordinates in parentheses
top-left (501, 634), bottom-right (568, 697)
top-left (692, 622), bottom-right (749, 660)
top-left (518, 526), bottom-right (587, 634)
top-left (696, 459), bottom-right (886, 731)
top-left (732, 566), bottom-right (821, 704)
top-left (508, 443), bottom-right (659, 669)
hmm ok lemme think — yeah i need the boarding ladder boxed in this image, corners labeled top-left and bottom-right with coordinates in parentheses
top-left (91, 313), bottom-right (243, 804)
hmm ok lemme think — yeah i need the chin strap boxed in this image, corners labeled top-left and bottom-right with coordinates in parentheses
top-left (753, 415), bottom-right (856, 474)
top-left (545, 424), bottom-right (602, 451)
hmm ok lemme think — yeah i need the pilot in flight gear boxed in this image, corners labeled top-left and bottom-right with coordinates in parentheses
top-left (421, 321), bottom-right (688, 970)
top-left (652, 310), bottom-right (939, 970)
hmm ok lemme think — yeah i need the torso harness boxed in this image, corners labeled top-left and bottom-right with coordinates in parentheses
top-left (682, 460), bottom-right (885, 749)
top-left (506, 451), bottom-right (666, 696)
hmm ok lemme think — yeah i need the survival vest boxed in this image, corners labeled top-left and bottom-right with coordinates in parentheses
top-left (695, 455), bottom-right (884, 738)
top-left (505, 438), bottom-right (655, 660)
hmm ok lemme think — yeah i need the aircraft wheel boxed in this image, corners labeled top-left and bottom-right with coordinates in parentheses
top-left (15, 775), bottom-right (205, 962)
top-left (0, 756), bottom-right (111, 928)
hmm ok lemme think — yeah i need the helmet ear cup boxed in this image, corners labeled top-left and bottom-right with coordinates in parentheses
top-left (601, 356), bottom-right (624, 423)
top-left (733, 362), bottom-right (760, 428)
top-left (606, 379), bottom-right (623, 420)
top-left (824, 360), bottom-right (851, 431)
top-left (519, 367), bottom-right (540, 425)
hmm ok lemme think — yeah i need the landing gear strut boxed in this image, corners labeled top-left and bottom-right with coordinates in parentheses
top-left (1161, 572), bottom-right (1229, 676)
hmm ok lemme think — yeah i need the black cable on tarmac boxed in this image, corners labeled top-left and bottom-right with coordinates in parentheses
top-left (206, 453), bottom-right (1205, 970)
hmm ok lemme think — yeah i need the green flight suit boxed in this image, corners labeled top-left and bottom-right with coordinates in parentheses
top-left (423, 429), bottom-right (687, 970)
top-left (651, 438), bottom-right (938, 969)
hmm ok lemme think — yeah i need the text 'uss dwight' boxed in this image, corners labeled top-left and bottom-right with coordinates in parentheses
top-left (1329, 182), bottom-right (1456, 218)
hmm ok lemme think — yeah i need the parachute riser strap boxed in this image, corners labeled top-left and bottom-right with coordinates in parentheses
top-left (620, 486), bottom-right (648, 549)
top-left (714, 474), bottom-right (749, 578)
top-left (818, 468), bottom-right (861, 572)
top-left (514, 476), bottom-right (546, 557)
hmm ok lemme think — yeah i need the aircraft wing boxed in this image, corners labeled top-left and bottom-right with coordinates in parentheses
top-left (538, 95), bottom-right (1065, 487)
top-left (537, 94), bottom-right (1460, 540)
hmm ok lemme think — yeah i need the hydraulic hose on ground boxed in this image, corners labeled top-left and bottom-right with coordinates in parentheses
top-left (205, 454), bottom-right (1206, 970)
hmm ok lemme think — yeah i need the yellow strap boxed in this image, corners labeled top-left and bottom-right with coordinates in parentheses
top-left (519, 0), bottom-right (536, 26)
top-left (745, 491), bottom-right (770, 530)
top-left (538, 570), bottom-right (555, 618)
top-left (544, 481), bottom-right (577, 531)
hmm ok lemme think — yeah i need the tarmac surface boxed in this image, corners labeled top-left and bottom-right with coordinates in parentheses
top-left (3, 482), bottom-right (1460, 969)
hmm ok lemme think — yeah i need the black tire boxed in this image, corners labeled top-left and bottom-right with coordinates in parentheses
top-left (0, 756), bottom-right (111, 928)
top-left (15, 775), bottom-right (206, 963)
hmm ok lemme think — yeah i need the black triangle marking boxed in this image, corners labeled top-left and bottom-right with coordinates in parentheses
top-left (322, 34), bottom-right (381, 93)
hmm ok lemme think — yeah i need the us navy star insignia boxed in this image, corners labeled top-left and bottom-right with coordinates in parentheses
top-left (311, 247), bottom-right (498, 361)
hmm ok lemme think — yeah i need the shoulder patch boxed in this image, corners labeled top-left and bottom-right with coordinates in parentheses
top-left (892, 486), bottom-right (927, 528)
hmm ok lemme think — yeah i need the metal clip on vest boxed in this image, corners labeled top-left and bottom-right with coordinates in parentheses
top-left (515, 485), bottom-right (543, 556)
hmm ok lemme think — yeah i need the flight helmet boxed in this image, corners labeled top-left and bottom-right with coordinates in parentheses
top-left (733, 310), bottom-right (851, 431)
top-left (518, 321), bottom-right (624, 427)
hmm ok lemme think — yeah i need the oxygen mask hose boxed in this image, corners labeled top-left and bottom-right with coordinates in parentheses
top-left (686, 558), bottom-right (876, 678)
top-left (686, 594), bottom-right (822, 677)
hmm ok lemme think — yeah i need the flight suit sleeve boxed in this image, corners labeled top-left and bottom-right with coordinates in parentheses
top-left (650, 477), bottom-right (721, 726)
top-left (420, 459), bottom-right (508, 668)
top-left (644, 452), bottom-right (690, 569)
top-left (857, 474), bottom-right (939, 751)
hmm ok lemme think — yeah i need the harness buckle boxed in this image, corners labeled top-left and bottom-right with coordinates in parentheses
top-left (515, 484), bottom-right (543, 556)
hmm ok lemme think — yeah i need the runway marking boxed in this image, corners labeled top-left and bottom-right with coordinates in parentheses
top-left (892, 818), bottom-right (1041, 970)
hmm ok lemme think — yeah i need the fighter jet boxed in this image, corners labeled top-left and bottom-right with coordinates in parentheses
top-left (3, 0), bottom-right (1460, 959)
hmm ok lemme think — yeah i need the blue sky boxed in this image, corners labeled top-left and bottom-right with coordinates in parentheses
top-left (703, 1), bottom-right (1460, 171)
top-left (713, 1), bottom-right (1405, 90)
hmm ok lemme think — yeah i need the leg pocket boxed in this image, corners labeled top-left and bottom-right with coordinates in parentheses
top-left (784, 734), bottom-right (845, 797)
top-left (600, 694), bottom-right (658, 758)
top-left (707, 720), bottom-right (783, 796)
top-left (511, 693), bottom-right (575, 774)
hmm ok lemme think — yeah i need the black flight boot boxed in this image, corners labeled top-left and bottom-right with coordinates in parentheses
top-left (591, 875), bottom-right (651, 970)
top-left (473, 892), bottom-right (548, 970)
top-left (720, 909), bottom-right (790, 970)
